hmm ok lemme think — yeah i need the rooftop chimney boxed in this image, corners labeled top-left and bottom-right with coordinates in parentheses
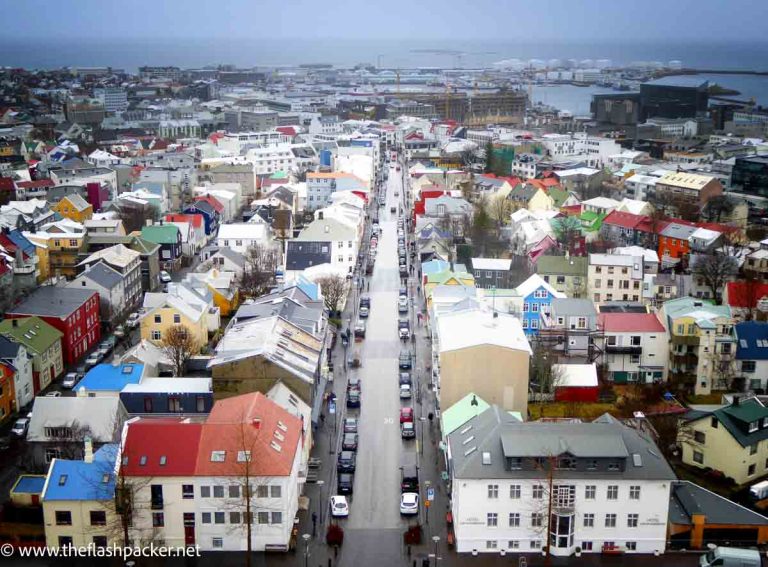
top-left (84, 436), bottom-right (94, 464)
top-left (12, 319), bottom-right (18, 328)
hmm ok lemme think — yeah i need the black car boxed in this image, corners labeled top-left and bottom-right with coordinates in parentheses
top-left (343, 417), bottom-right (358, 433)
top-left (342, 432), bottom-right (358, 451)
top-left (399, 351), bottom-right (412, 369)
top-left (347, 390), bottom-right (361, 408)
top-left (337, 473), bottom-right (354, 495)
top-left (347, 377), bottom-right (361, 392)
top-left (360, 295), bottom-right (371, 309)
top-left (337, 451), bottom-right (356, 473)
top-left (399, 372), bottom-right (412, 386)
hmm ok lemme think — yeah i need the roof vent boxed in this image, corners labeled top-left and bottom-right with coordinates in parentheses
top-left (464, 446), bottom-right (477, 457)
top-left (632, 453), bottom-right (643, 467)
top-left (462, 435), bottom-right (475, 446)
top-left (270, 440), bottom-right (282, 452)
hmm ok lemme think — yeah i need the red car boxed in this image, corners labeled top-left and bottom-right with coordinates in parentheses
top-left (400, 407), bottom-right (414, 423)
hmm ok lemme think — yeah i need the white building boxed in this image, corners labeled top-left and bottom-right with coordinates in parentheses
top-left (597, 313), bottom-right (669, 384)
top-left (623, 174), bottom-right (659, 202)
top-left (216, 223), bottom-right (274, 255)
top-left (93, 87), bottom-right (128, 113)
top-left (540, 133), bottom-right (621, 168)
top-left (447, 409), bottom-right (675, 556)
top-left (588, 254), bottom-right (644, 304)
top-left (292, 214), bottom-right (359, 276)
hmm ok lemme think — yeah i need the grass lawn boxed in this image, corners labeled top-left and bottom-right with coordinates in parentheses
top-left (529, 402), bottom-right (617, 421)
top-left (687, 392), bottom-right (728, 405)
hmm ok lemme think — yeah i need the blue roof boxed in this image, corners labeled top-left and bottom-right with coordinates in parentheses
top-left (296, 275), bottom-right (320, 301)
top-left (43, 444), bottom-right (118, 501)
top-left (7, 229), bottom-right (36, 255)
top-left (12, 475), bottom-right (46, 494)
top-left (76, 363), bottom-right (144, 393)
top-left (736, 321), bottom-right (768, 361)
top-left (421, 259), bottom-right (450, 276)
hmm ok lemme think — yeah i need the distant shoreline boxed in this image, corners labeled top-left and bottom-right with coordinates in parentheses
top-left (661, 68), bottom-right (768, 77)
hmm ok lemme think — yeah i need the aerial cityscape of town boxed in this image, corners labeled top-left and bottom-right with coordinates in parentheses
top-left (2, 2), bottom-right (768, 567)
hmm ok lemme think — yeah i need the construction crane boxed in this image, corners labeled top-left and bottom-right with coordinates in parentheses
top-left (396, 70), bottom-right (401, 98)
top-left (445, 82), bottom-right (451, 121)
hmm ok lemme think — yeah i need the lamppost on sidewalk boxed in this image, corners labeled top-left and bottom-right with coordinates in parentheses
top-left (302, 533), bottom-right (311, 567)
top-left (316, 479), bottom-right (325, 525)
top-left (432, 535), bottom-right (440, 567)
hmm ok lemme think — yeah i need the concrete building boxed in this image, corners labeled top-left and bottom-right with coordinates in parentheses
top-left (588, 253), bottom-right (644, 304)
top-left (93, 87), bottom-right (128, 113)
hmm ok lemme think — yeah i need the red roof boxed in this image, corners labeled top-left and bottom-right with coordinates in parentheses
top-left (598, 313), bottom-right (665, 333)
top-left (725, 281), bottom-right (768, 308)
top-left (16, 179), bottom-right (54, 189)
top-left (195, 393), bottom-right (302, 477)
top-left (0, 233), bottom-right (28, 261)
top-left (602, 210), bottom-right (651, 230)
top-left (165, 213), bottom-right (203, 229)
top-left (194, 195), bottom-right (224, 213)
top-left (276, 126), bottom-right (298, 137)
top-left (122, 419), bottom-right (204, 477)
top-left (561, 204), bottom-right (582, 216)
top-left (0, 177), bottom-right (15, 192)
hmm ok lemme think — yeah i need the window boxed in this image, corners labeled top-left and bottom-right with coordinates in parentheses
top-left (509, 513), bottom-right (520, 527)
top-left (90, 511), bottom-right (106, 526)
top-left (629, 486), bottom-right (640, 500)
top-left (742, 361), bottom-right (756, 373)
top-left (749, 464), bottom-right (757, 476)
top-left (531, 513), bottom-right (543, 527)
top-left (630, 354), bottom-right (640, 364)
top-left (607, 485), bottom-right (618, 500)
top-left (257, 485), bottom-right (269, 498)
top-left (257, 512), bottom-right (269, 524)
top-left (154, 315), bottom-right (162, 324)
top-left (486, 540), bottom-right (498, 550)
top-left (523, 303), bottom-right (529, 312)
top-left (594, 279), bottom-right (601, 289)
top-left (509, 485), bottom-right (521, 499)
top-left (531, 319), bottom-right (539, 330)
top-left (605, 514), bottom-right (617, 528)
top-left (150, 485), bottom-right (163, 509)
top-left (487, 484), bottom-right (499, 499)
top-left (586, 459), bottom-right (598, 470)
top-left (201, 486), bottom-right (211, 498)
top-left (583, 513), bottom-right (594, 528)
top-left (230, 512), bottom-right (241, 524)
top-left (55, 511), bottom-right (72, 526)
top-left (694, 431), bottom-right (706, 444)
top-left (693, 450), bottom-right (704, 464)
top-left (168, 397), bottom-right (181, 413)
top-left (143, 397), bottom-right (153, 412)
top-left (585, 485), bottom-right (596, 499)
top-left (750, 421), bottom-right (759, 433)
top-left (152, 512), bottom-right (164, 527)
top-left (532, 485), bottom-right (544, 499)
top-left (229, 485), bottom-right (240, 498)
top-left (530, 540), bottom-right (542, 550)
top-left (92, 536), bottom-right (107, 548)
top-left (213, 486), bottom-right (224, 498)
top-left (173, 314), bottom-right (181, 324)
top-left (214, 512), bottom-right (225, 524)
top-left (212, 538), bottom-right (223, 549)
top-left (202, 512), bottom-right (212, 524)
top-left (751, 444), bottom-right (758, 456)
top-left (508, 540), bottom-right (520, 549)
top-left (182, 485), bottom-right (194, 499)
top-left (151, 330), bottom-right (161, 341)
top-left (582, 542), bottom-right (593, 551)
top-left (196, 396), bottom-right (206, 412)
top-left (271, 512), bottom-right (282, 524)
top-left (487, 513), bottom-right (498, 527)
top-left (531, 303), bottom-right (539, 313)
top-left (627, 514), bottom-right (638, 528)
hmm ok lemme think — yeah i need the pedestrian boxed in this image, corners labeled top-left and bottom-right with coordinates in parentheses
top-left (312, 512), bottom-right (317, 536)
top-left (367, 281), bottom-right (370, 291)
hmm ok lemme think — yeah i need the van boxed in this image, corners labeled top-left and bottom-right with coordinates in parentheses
top-left (699, 546), bottom-right (761, 567)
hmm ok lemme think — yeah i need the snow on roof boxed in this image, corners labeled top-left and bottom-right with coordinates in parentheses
top-left (472, 258), bottom-right (512, 271)
top-left (437, 309), bottom-right (531, 354)
top-left (121, 377), bottom-right (211, 394)
top-left (552, 364), bottom-right (598, 387)
top-left (515, 274), bottom-right (566, 299)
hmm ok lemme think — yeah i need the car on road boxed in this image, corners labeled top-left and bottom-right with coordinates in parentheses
top-left (359, 306), bottom-right (369, 318)
top-left (337, 474), bottom-right (354, 495)
top-left (398, 319), bottom-right (410, 340)
top-left (399, 351), bottom-right (412, 369)
top-left (401, 422), bottom-right (415, 439)
top-left (398, 296), bottom-right (408, 313)
top-left (10, 417), bottom-right (30, 438)
top-left (400, 492), bottom-right (419, 515)
top-left (359, 295), bottom-right (371, 309)
top-left (113, 325), bottom-right (126, 339)
top-left (347, 389), bottom-right (361, 408)
top-left (337, 451), bottom-right (356, 473)
top-left (399, 265), bottom-right (408, 278)
top-left (84, 352), bottom-right (102, 369)
top-left (343, 417), bottom-right (358, 434)
top-left (62, 373), bottom-right (79, 389)
top-left (399, 372), bottom-right (412, 386)
top-left (347, 377), bottom-right (361, 392)
top-left (342, 432), bottom-right (358, 451)
top-left (126, 312), bottom-right (142, 329)
top-left (399, 407), bottom-right (414, 423)
top-left (159, 270), bottom-right (172, 284)
top-left (399, 384), bottom-right (412, 399)
top-left (330, 495), bottom-right (349, 518)
top-left (45, 391), bottom-right (62, 397)
top-left (354, 319), bottom-right (366, 339)
top-left (399, 286), bottom-right (407, 298)
top-left (394, 191), bottom-right (399, 197)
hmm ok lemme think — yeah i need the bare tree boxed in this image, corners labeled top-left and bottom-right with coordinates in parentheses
top-left (702, 194), bottom-right (737, 223)
top-left (317, 274), bottom-right (347, 317)
top-left (118, 204), bottom-right (156, 233)
top-left (238, 243), bottom-right (280, 299)
top-left (691, 253), bottom-right (738, 304)
top-left (488, 195), bottom-right (512, 232)
top-left (553, 215), bottom-right (581, 254)
top-left (161, 324), bottom-right (197, 377)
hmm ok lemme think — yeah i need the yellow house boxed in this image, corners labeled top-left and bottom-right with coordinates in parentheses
top-left (53, 194), bottom-right (93, 223)
top-left (41, 443), bottom-right (121, 548)
top-left (183, 269), bottom-right (240, 317)
top-left (508, 183), bottom-right (555, 212)
top-left (424, 270), bottom-right (475, 310)
top-left (680, 396), bottom-right (768, 486)
top-left (140, 284), bottom-right (215, 353)
top-left (25, 219), bottom-right (87, 280)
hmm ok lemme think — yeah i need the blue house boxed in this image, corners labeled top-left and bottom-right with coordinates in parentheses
top-left (515, 274), bottom-right (566, 336)
top-left (119, 377), bottom-right (213, 415)
top-left (75, 363), bottom-right (144, 396)
top-left (735, 321), bottom-right (768, 392)
top-left (183, 200), bottom-right (219, 235)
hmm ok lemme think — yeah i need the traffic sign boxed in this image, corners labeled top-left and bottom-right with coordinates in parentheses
top-left (427, 487), bottom-right (435, 501)
top-left (328, 400), bottom-right (336, 415)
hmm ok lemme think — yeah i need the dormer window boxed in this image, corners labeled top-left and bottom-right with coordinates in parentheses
top-left (763, 418), bottom-right (768, 429)
top-left (750, 421), bottom-right (759, 433)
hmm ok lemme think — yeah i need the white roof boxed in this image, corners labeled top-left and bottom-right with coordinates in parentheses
top-left (217, 222), bottom-right (269, 241)
top-left (552, 363), bottom-right (598, 387)
top-left (121, 377), bottom-right (211, 394)
top-left (625, 173), bottom-right (659, 186)
top-left (80, 244), bottom-right (140, 268)
top-left (582, 196), bottom-right (620, 209)
top-left (658, 171), bottom-right (715, 190)
top-left (437, 309), bottom-right (531, 355)
top-left (27, 397), bottom-right (124, 442)
top-left (618, 198), bottom-right (649, 215)
top-left (515, 274), bottom-right (566, 299)
top-left (556, 167), bottom-right (601, 177)
top-left (689, 227), bottom-right (721, 242)
top-left (472, 258), bottom-right (512, 271)
top-left (610, 246), bottom-right (659, 264)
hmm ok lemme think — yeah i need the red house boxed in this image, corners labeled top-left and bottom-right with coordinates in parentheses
top-left (6, 287), bottom-right (101, 365)
top-left (553, 363), bottom-right (599, 403)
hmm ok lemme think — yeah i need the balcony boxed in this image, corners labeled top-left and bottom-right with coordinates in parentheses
top-left (604, 345), bottom-right (642, 355)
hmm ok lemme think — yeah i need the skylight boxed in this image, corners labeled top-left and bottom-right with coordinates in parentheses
top-left (270, 441), bottom-right (282, 452)
top-left (159, 456), bottom-right (167, 466)
top-left (482, 452), bottom-right (492, 465)
top-left (139, 456), bottom-right (147, 466)
top-left (58, 475), bottom-right (68, 486)
top-left (102, 474), bottom-right (110, 484)
top-left (274, 431), bottom-right (285, 442)
top-left (277, 420), bottom-right (288, 432)
top-left (237, 450), bottom-right (251, 462)
top-left (632, 453), bottom-right (643, 467)
top-left (122, 365), bottom-right (134, 374)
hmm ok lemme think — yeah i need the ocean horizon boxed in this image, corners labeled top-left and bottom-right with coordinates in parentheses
top-left (2, 38), bottom-right (768, 72)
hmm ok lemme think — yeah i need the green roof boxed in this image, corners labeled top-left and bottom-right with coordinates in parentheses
top-left (536, 255), bottom-right (588, 277)
top-left (270, 171), bottom-right (288, 179)
top-left (0, 316), bottom-right (63, 355)
top-left (141, 224), bottom-right (179, 245)
top-left (579, 211), bottom-right (606, 232)
top-left (548, 187), bottom-right (570, 208)
top-left (441, 393), bottom-right (490, 437)
top-left (688, 398), bottom-right (768, 448)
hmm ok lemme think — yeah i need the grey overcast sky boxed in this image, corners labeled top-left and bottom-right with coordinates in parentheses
top-left (2, 0), bottom-right (767, 42)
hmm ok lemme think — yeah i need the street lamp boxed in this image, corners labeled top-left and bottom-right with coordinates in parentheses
top-left (302, 533), bottom-right (311, 567)
top-left (432, 535), bottom-right (440, 567)
top-left (316, 480), bottom-right (325, 526)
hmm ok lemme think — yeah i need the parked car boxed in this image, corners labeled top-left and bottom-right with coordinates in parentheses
top-left (399, 372), bottom-right (412, 386)
top-left (330, 495), bottom-right (349, 518)
top-left (398, 319), bottom-right (410, 340)
top-left (400, 492), bottom-right (419, 515)
top-left (342, 432), bottom-right (359, 451)
top-left (398, 296), bottom-right (408, 313)
top-left (347, 377), bottom-right (361, 393)
top-left (85, 352), bottom-right (102, 369)
top-left (113, 325), bottom-right (126, 339)
top-left (337, 451), bottom-right (356, 473)
top-left (359, 306), bottom-right (370, 319)
top-left (337, 474), bottom-right (354, 495)
top-left (343, 418), bottom-right (358, 434)
top-left (399, 351), bottom-right (412, 369)
top-left (62, 373), bottom-right (79, 389)
top-left (45, 391), bottom-right (62, 398)
top-left (399, 286), bottom-right (407, 298)
top-left (399, 407), bottom-right (414, 423)
top-left (126, 312), bottom-right (142, 329)
top-left (10, 417), bottom-right (30, 438)
top-left (401, 421), bottom-right (416, 439)
top-left (159, 270), bottom-right (172, 284)
top-left (360, 295), bottom-right (371, 309)
top-left (399, 384), bottom-right (412, 399)
top-left (347, 390), bottom-right (361, 408)
top-left (354, 320), bottom-right (366, 339)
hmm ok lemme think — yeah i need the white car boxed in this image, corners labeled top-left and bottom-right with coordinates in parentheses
top-left (126, 312), bottom-right (142, 329)
top-left (330, 495), bottom-right (349, 518)
top-left (62, 373), bottom-right (79, 389)
top-left (159, 270), bottom-right (172, 284)
top-left (399, 384), bottom-right (412, 399)
top-left (46, 391), bottom-right (62, 397)
top-left (11, 417), bottom-right (30, 438)
top-left (400, 492), bottom-right (419, 515)
top-left (398, 296), bottom-right (409, 313)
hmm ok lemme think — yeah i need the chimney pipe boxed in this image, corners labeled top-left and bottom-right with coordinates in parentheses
top-left (84, 436), bottom-right (94, 464)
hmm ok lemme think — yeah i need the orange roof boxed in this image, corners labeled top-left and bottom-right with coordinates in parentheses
top-left (195, 392), bottom-right (302, 477)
